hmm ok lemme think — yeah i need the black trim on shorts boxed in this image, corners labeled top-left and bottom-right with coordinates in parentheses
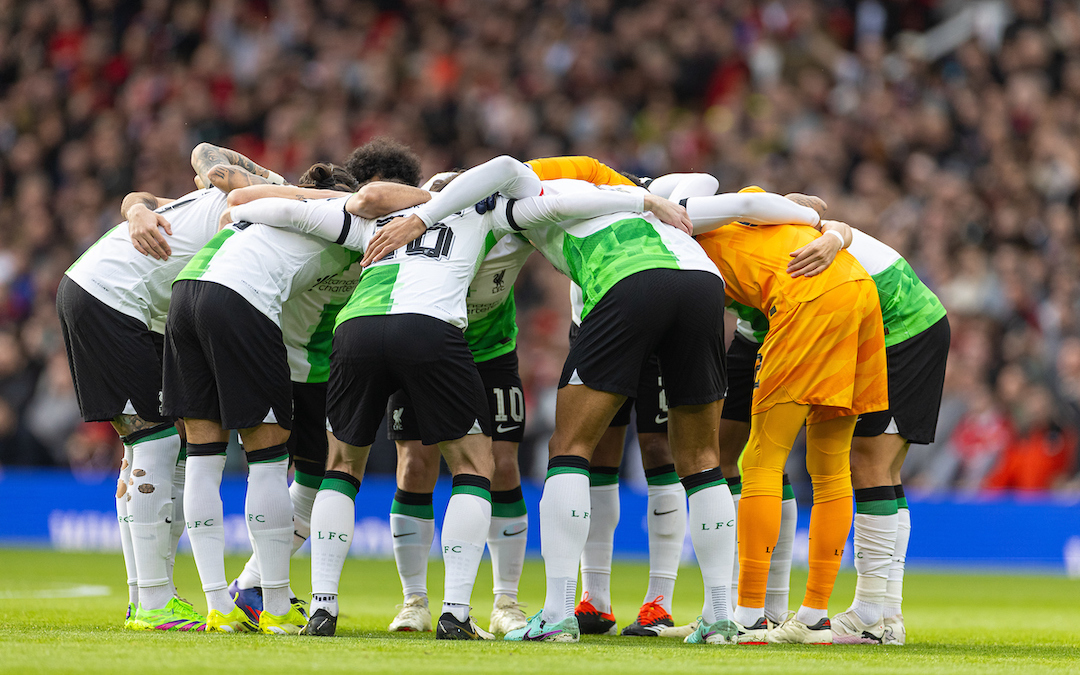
top-left (853, 316), bottom-right (950, 444)
top-left (56, 275), bottom-right (169, 423)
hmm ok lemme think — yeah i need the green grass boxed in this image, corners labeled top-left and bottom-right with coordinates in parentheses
top-left (0, 550), bottom-right (1077, 674)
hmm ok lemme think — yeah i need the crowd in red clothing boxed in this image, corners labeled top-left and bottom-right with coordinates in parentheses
top-left (0, 0), bottom-right (1077, 491)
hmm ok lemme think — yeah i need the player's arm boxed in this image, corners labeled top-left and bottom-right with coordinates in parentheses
top-left (227, 197), bottom-right (368, 251)
top-left (121, 191), bottom-right (176, 261)
top-left (346, 181), bottom-right (431, 219)
top-left (684, 191), bottom-right (821, 235)
top-left (526, 156), bottom-right (637, 186)
top-left (787, 220), bottom-right (854, 278)
top-left (361, 155), bottom-right (541, 266)
top-left (227, 184), bottom-right (344, 207)
top-left (502, 190), bottom-right (692, 235)
top-left (190, 142), bottom-right (284, 193)
top-left (646, 173), bottom-right (719, 201)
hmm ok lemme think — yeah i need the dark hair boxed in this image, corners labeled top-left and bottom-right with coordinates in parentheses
top-left (618, 170), bottom-right (646, 187)
top-left (297, 163), bottom-right (358, 192)
top-left (345, 137), bottom-right (423, 187)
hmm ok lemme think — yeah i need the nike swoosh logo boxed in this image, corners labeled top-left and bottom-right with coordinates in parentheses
top-left (393, 532), bottom-right (415, 538)
top-left (502, 526), bottom-right (527, 537)
top-left (165, 517), bottom-right (172, 524)
top-left (525, 630), bottom-right (562, 640)
top-left (496, 424), bottom-right (520, 433)
top-left (654, 414), bottom-right (668, 424)
top-left (653, 509), bottom-right (678, 516)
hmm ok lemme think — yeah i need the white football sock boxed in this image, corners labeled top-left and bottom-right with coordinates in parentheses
top-left (246, 454), bottom-right (293, 616)
top-left (391, 513), bottom-right (435, 599)
top-left (734, 605), bottom-right (764, 626)
top-left (167, 457), bottom-right (186, 595)
top-left (116, 446), bottom-right (138, 607)
top-left (539, 468), bottom-right (591, 623)
top-left (685, 477), bottom-right (736, 624)
top-left (644, 482), bottom-right (685, 612)
top-left (129, 430), bottom-right (181, 610)
top-left (885, 505), bottom-right (910, 618)
top-left (440, 485), bottom-right (492, 618)
top-left (581, 482), bottom-right (618, 613)
top-left (851, 511), bottom-right (898, 624)
top-left (184, 453), bottom-right (232, 613)
top-left (765, 497), bottom-right (797, 623)
top-left (795, 605), bottom-right (827, 625)
top-left (310, 480), bottom-right (357, 605)
top-left (290, 480), bottom-right (318, 551)
top-left (488, 514), bottom-right (528, 599)
top-left (311, 592), bottom-right (338, 618)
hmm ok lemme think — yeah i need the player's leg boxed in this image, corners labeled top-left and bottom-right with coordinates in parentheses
top-left (389, 436), bottom-right (440, 632)
top-left (830, 431), bottom-right (904, 644)
top-left (305, 432), bottom-right (372, 637)
top-left (577, 421), bottom-right (625, 635)
top-left (768, 411), bottom-right (855, 645)
top-left (482, 353), bottom-right (529, 634)
top-left (885, 454), bottom-right (910, 646)
top-left (734, 402), bottom-right (808, 642)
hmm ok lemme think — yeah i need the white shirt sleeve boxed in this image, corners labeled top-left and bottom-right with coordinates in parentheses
top-left (494, 189), bottom-right (645, 233)
top-left (647, 173), bottom-right (719, 201)
top-left (230, 196), bottom-right (369, 251)
top-left (413, 155), bottom-right (542, 227)
top-left (685, 192), bottom-right (820, 235)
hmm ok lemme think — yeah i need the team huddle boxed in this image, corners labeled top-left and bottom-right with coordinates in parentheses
top-left (58, 138), bottom-right (948, 645)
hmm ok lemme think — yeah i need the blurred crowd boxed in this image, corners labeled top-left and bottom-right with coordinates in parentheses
top-left (1, 0), bottom-right (1078, 492)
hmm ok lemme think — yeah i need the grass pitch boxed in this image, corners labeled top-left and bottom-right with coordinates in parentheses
top-left (0, 550), bottom-right (1077, 674)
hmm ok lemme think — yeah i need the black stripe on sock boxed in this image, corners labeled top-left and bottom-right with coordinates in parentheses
top-left (727, 474), bottom-right (741, 489)
top-left (452, 474), bottom-right (492, 492)
top-left (186, 441), bottom-right (228, 457)
top-left (893, 484), bottom-right (905, 500)
top-left (246, 443), bottom-right (288, 464)
top-left (589, 465), bottom-right (620, 476)
top-left (492, 487), bottom-right (524, 504)
top-left (644, 464), bottom-right (676, 479)
top-left (854, 485), bottom-right (896, 503)
top-left (548, 455), bottom-right (590, 472)
top-left (782, 473), bottom-right (791, 486)
top-left (120, 422), bottom-right (176, 446)
top-left (394, 489), bottom-right (433, 506)
top-left (680, 466), bottom-right (724, 492)
top-left (325, 470), bottom-right (361, 492)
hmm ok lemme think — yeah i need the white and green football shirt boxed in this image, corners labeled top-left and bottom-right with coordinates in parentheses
top-left (280, 262), bottom-right (362, 383)
top-left (66, 187), bottom-right (228, 333)
top-left (174, 195), bottom-right (361, 328)
top-left (501, 178), bottom-right (723, 321)
top-left (464, 234), bottom-right (533, 362)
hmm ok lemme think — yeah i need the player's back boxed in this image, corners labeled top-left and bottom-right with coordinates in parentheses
top-left (696, 222), bottom-right (869, 314)
top-left (66, 187), bottom-right (228, 333)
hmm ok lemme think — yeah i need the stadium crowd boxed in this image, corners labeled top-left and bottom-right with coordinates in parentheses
top-left (0, 0), bottom-right (1077, 492)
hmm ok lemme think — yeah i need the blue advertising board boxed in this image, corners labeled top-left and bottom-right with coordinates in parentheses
top-left (1, 468), bottom-right (1078, 573)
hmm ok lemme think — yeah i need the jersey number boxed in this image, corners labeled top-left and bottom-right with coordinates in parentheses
top-left (492, 386), bottom-right (525, 423)
top-left (405, 223), bottom-right (454, 259)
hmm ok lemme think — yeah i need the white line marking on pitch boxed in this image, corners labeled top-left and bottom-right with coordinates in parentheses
top-left (0, 584), bottom-right (112, 599)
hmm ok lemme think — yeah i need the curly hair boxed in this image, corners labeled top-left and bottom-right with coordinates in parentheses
top-left (297, 163), bottom-right (359, 192)
top-left (345, 137), bottom-right (423, 187)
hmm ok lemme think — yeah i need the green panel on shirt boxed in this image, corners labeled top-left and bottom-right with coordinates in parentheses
top-left (564, 218), bottom-right (680, 320)
top-left (304, 298), bottom-right (348, 383)
top-left (728, 301), bottom-right (770, 343)
top-left (464, 294), bottom-right (518, 363)
top-left (335, 264), bottom-right (399, 329)
top-left (174, 229), bottom-right (236, 283)
top-left (872, 259), bottom-right (947, 347)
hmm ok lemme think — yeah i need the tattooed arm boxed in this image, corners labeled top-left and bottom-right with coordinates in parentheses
top-left (120, 192), bottom-right (176, 260)
top-left (190, 142), bottom-right (285, 193)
